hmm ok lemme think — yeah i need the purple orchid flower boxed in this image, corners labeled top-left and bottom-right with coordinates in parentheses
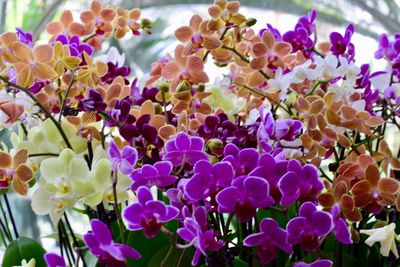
top-left (106, 97), bottom-right (135, 127)
top-left (222, 143), bottom-right (259, 176)
top-left (294, 259), bottom-right (333, 267)
top-left (79, 88), bottom-right (107, 112)
top-left (163, 132), bottom-right (208, 166)
top-left (101, 62), bottom-right (131, 84)
top-left (248, 153), bottom-right (289, 203)
top-left (16, 27), bottom-right (33, 47)
top-left (287, 202), bottom-right (333, 252)
top-left (130, 161), bottom-right (177, 190)
top-left (44, 253), bottom-right (66, 267)
top-left (329, 24), bottom-right (355, 60)
top-left (258, 107), bottom-right (302, 152)
top-left (216, 175), bottom-right (274, 222)
top-left (83, 219), bottom-right (141, 266)
top-left (177, 207), bottom-right (224, 265)
top-left (244, 218), bottom-right (292, 265)
top-left (185, 159), bottom-right (234, 201)
top-left (375, 33), bottom-right (399, 60)
top-left (132, 79), bottom-right (162, 106)
top-left (278, 159), bottom-right (323, 205)
top-left (108, 139), bottom-right (138, 175)
top-left (282, 9), bottom-right (317, 55)
top-left (197, 113), bottom-right (237, 143)
top-left (331, 204), bottom-right (352, 244)
top-left (55, 34), bottom-right (93, 58)
top-left (123, 186), bottom-right (179, 238)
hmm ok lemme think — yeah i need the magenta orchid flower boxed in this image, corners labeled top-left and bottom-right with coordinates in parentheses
top-left (83, 219), bottom-right (141, 266)
top-left (108, 139), bottom-right (138, 175)
top-left (123, 186), bottom-right (179, 238)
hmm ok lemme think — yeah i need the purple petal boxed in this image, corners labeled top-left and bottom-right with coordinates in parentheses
top-left (223, 143), bottom-right (239, 157)
top-left (189, 136), bottom-right (205, 150)
top-left (311, 211), bottom-right (333, 236)
top-left (278, 172), bottom-right (300, 205)
top-left (116, 244), bottom-right (142, 260)
top-left (83, 234), bottom-right (101, 254)
top-left (156, 175), bottom-right (177, 188)
top-left (245, 176), bottom-right (273, 207)
top-left (260, 218), bottom-right (279, 233)
top-left (298, 202), bottom-right (317, 218)
top-left (91, 219), bottom-right (112, 245)
top-left (334, 218), bottom-right (352, 244)
top-left (243, 232), bottom-right (265, 247)
top-left (146, 200), bottom-right (168, 217)
top-left (273, 228), bottom-right (292, 254)
top-left (185, 173), bottom-right (209, 201)
top-left (177, 227), bottom-right (196, 242)
top-left (123, 204), bottom-right (145, 229)
top-left (141, 165), bottom-right (158, 177)
top-left (175, 132), bottom-right (191, 150)
top-left (137, 186), bottom-right (153, 203)
top-left (185, 151), bottom-right (208, 165)
top-left (165, 139), bottom-right (177, 152)
top-left (286, 217), bottom-right (306, 245)
top-left (216, 187), bottom-right (239, 212)
top-left (154, 161), bottom-right (173, 175)
top-left (122, 146), bottom-right (138, 166)
top-left (163, 205), bottom-right (180, 222)
top-left (108, 140), bottom-right (121, 160)
top-left (212, 161), bottom-right (234, 187)
top-left (193, 160), bottom-right (212, 175)
top-left (163, 151), bottom-right (184, 166)
top-left (44, 253), bottom-right (66, 267)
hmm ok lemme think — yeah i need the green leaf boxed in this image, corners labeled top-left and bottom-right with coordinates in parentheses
top-left (2, 237), bottom-right (46, 267)
top-left (234, 258), bottom-right (248, 266)
top-left (126, 230), bottom-right (169, 266)
top-left (146, 245), bottom-right (193, 267)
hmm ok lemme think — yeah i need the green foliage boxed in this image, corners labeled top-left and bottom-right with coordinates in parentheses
top-left (2, 237), bottom-right (46, 267)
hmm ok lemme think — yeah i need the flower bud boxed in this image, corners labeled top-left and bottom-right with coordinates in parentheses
top-left (207, 138), bottom-right (224, 157)
top-left (158, 82), bottom-right (170, 93)
top-left (246, 18), bottom-right (257, 27)
top-left (176, 81), bottom-right (190, 92)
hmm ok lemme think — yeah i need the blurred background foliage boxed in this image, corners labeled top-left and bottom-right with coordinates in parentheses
top-left (0, 0), bottom-right (398, 249)
top-left (0, 0), bottom-right (398, 75)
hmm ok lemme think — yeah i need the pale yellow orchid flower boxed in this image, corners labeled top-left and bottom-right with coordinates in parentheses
top-left (360, 223), bottom-right (399, 258)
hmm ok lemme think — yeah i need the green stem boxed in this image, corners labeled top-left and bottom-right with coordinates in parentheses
top-left (223, 213), bottom-right (234, 240)
top-left (0, 76), bottom-right (73, 149)
top-left (3, 195), bottom-right (18, 238)
top-left (0, 216), bottom-right (8, 246)
top-left (161, 90), bottom-right (169, 124)
top-left (82, 32), bottom-right (97, 42)
top-left (59, 220), bottom-right (75, 265)
top-left (29, 153), bottom-right (59, 157)
top-left (112, 171), bottom-right (126, 244)
top-left (58, 70), bottom-right (76, 122)
top-left (64, 213), bottom-right (87, 267)
top-left (0, 199), bottom-right (12, 241)
top-left (177, 248), bottom-right (187, 267)
top-left (161, 238), bottom-right (175, 267)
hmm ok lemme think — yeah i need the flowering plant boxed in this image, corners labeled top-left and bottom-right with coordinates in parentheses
top-left (0, 1), bottom-right (400, 266)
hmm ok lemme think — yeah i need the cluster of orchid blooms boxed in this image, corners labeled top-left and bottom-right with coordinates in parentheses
top-left (0, 0), bottom-right (400, 266)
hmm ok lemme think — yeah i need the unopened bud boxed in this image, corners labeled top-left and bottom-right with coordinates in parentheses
top-left (207, 138), bottom-right (224, 157)
top-left (246, 18), bottom-right (257, 27)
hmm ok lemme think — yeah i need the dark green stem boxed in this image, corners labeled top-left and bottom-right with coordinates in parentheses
top-left (58, 70), bottom-right (76, 122)
top-left (3, 195), bottom-right (18, 238)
